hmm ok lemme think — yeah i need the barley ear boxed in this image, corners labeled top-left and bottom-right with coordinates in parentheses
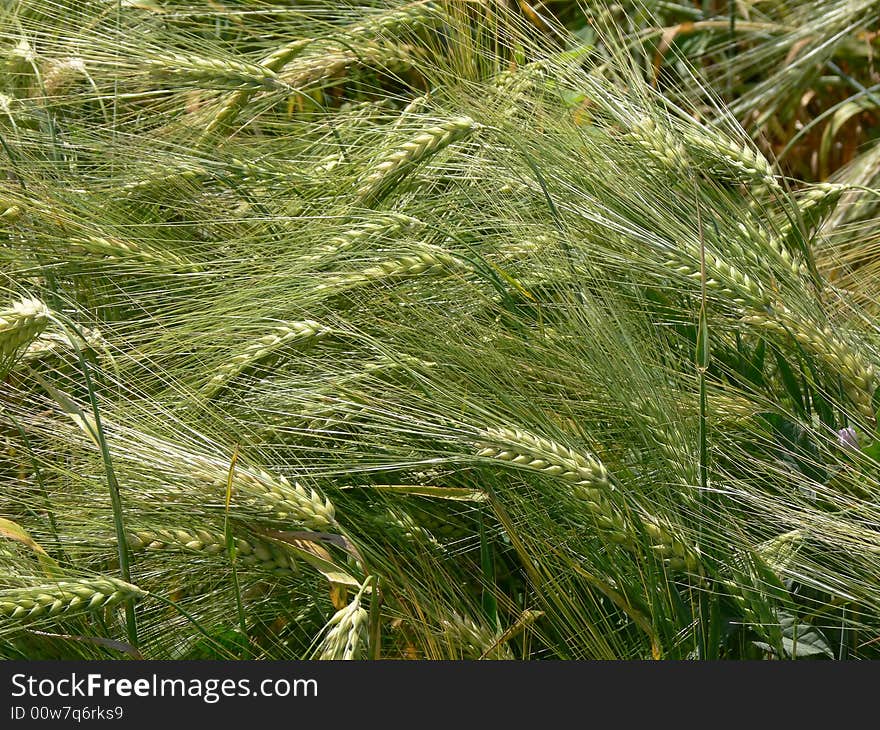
top-left (0, 297), bottom-right (51, 361)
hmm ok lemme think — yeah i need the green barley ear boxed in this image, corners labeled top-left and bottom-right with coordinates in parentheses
top-left (439, 611), bottom-right (513, 660)
top-left (474, 426), bottom-right (632, 546)
top-left (143, 51), bottom-right (289, 91)
top-left (683, 126), bottom-right (781, 193)
top-left (626, 116), bottom-right (690, 172)
top-left (356, 116), bottom-right (481, 206)
top-left (0, 577), bottom-right (145, 625)
top-left (187, 457), bottom-right (338, 532)
top-left (201, 38), bottom-right (314, 139)
top-left (474, 426), bottom-right (701, 572)
top-left (126, 527), bottom-right (298, 577)
top-left (200, 319), bottom-right (330, 399)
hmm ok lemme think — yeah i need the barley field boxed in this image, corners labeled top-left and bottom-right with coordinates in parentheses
top-left (1, 0), bottom-right (880, 660)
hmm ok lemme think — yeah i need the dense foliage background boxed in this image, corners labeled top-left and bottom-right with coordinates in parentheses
top-left (2, 0), bottom-right (880, 659)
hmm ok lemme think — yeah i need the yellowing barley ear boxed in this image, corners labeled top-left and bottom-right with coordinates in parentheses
top-left (0, 297), bottom-right (51, 360)
top-left (314, 578), bottom-right (371, 660)
top-left (356, 116), bottom-right (480, 206)
top-left (0, 577), bottom-right (145, 623)
top-left (41, 57), bottom-right (87, 95)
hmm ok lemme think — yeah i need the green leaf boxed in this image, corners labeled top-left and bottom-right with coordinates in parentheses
top-left (753, 611), bottom-right (833, 659)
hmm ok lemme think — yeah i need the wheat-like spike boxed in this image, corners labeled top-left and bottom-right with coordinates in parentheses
top-left (67, 235), bottom-right (198, 271)
top-left (202, 38), bottom-right (314, 138)
top-left (475, 426), bottom-right (701, 570)
top-left (626, 116), bottom-right (690, 171)
top-left (276, 1), bottom-right (440, 93)
top-left (0, 577), bottom-right (145, 623)
top-left (0, 297), bottom-right (50, 359)
top-left (754, 528), bottom-right (804, 578)
top-left (315, 247), bottom-right (472, 296)
top-left (666, 247), bottom-right (771, 308)
top-left (22, 326), bottom-right (106, 364)
top-left (315, 581), bottom-right (370, 660)
top-left (382, 507), bottom-right (442, 547)
top-left (735, 221), bottom-right (807, 280)
top-left (476, 426), bottom-right (610, 490)
top-left (127, 527), bottom-right (298, 576)
top-left (201, 319), bottom-right (330, 398)
top-left (684, 126), bottom-right (780, 192)
top-left (345, 1), bottom-right (444, 39)
top-left (280, 42), bottom-right (419, 95)
top-left (304, 213), bottom-right (424, 266)
top-left (5, 37), bottom-right (35, 94)
top-left (188, 457), bottom-right (338, 532)
top-left (667, 245), bottom-right (875, 418)
top-left (780, 182), bottom-right (864, 238)
top-left (440, 612), bottom-right (513, 659)
top-left (143, 50), bottom-right (288, 90)
top-left (742, 304), bottom-right (876, 419)
top-left (356, 116), bottom-right (480, 205)
top-left (120, 166), bottom-right (210, 200)
top-left (474, 426), bottom-right (631, 543)
top-left (0, 193), bottom-right (22, 224)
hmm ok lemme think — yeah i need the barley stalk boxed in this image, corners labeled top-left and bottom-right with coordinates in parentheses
top-left (0, 577), bottom-right (145, 623)
top-left (201, 319), bottom-right (330, 398)
top-left (0, 297), bottom-right (50, 359)
top-left (356, 116), bottom-right (480, 205)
